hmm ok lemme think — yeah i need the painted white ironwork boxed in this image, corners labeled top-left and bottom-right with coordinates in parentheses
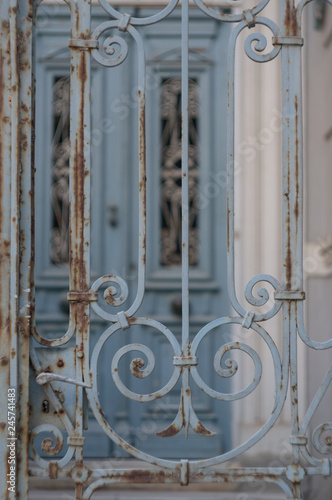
top-left (0, 0), bottom-right (332, 498)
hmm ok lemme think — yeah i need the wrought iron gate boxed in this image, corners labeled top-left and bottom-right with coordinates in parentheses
top-left (1, 0), bottom-right (332, 498)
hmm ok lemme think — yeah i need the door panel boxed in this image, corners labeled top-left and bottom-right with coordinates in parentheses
top-left (34, 5), bottom-right (230, 459)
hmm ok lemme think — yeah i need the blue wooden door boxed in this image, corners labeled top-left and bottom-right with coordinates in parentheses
top-left (33, 4), bottom-right (231, 459)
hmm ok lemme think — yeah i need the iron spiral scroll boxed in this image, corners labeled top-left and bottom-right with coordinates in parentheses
top-left (28, 0), bottom-right (332, 498)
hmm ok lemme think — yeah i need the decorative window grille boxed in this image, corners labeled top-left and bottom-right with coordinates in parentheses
top-left (160, 78), bottom-right (199, 267)
top-left (50, 76), bottom-right (70, 265)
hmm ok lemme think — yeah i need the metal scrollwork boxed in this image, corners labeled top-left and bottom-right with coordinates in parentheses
top-left (244, 31), bottom-right (276, 62)
top-left (91, 21), bottom-right (129, 68)
top-left (192, 0), bottom-right (270, 23)
top-left (244, 274), bottom-right (282, 321)
top-left (297, 302), bottom-right (332, 350)
top-left (85, 0), bottom-right (292, 471)
top-left (312, 423), bottom-right (332, 455)
top-left (90, 274), bottom-right (129, 322)
top-left (191, 317), bottom-right (282, 403)
top-left (89, 318), bottom-right (182, 404)
top-left (29, 424), bottom-right (74, 469)
top-left (97, 0), bottom-right (179, 26)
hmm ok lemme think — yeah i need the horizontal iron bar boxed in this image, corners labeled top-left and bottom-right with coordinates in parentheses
top-left (67, 436), bottom-right (85, 447)
top-left (274, 290), bottom-right (305, 300)
top-left (69, 39), bottom-right (99, 49)
top-left (29, 465), bottom-right (328, 480)
top-left (67, 291), bottom-right (98, 302)
top-left (272, 36), bottom-right (304, 46)
top-left (173, 356), bottom-right (198, 366)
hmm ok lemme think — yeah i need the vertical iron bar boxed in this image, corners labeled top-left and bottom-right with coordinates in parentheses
top-left (125, 31), bottom-right (146, 319)
top-left (181, 0), bottom-right (189, 353)
top-left (8, 1), bottom-right (20, 497)
top-left (181, 0), bottom-right (191, 438)
top-left (68, 1), bottom-right (91, 497)
top-left (280, 13), bottom-right (303, 294)
top-left (280, 0), bottom-right (303, 482)
top-left (226, 24), bottom-right (236, 315)
top-left (9, 0), bottom-right (19, 397)
top-left (0, 0), bottom-right (16, 497)
top-left (16, 0), bottom-right (35, 495)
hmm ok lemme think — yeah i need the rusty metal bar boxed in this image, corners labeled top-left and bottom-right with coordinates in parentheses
top-left (279, 3), bottom-right (305, 494)
top-left (0, 1), bottom-right (15, 497)
top-left (16, 0), bottom-right (34, 495)
top-left (67, 0), bottom-right (92, 498)
top-left (0, 0), bottom-right (34, 497)
top-left (8, 0), bottom-right (19, 400)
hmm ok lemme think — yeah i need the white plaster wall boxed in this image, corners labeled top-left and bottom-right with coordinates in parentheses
top-left (302, 2), bottom-right (332, 497)
top-left (233, 3), bottom-right (332, 495)
top-left (233, 0), bottom-right (288, 458)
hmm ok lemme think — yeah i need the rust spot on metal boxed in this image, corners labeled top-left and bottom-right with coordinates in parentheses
top-left (284, 0), bottom-right (298, 36)
top-left (21, 134), bottom-right (28, 152)
top-left (185, 388), bottom-right (191, 397)
top-left (54, 390), bottom-right (65, 404)
top-left (57, 359), bottom-right (64, 368)
top-left (42, 435), bottom-right (62, 455)
top-left (21, 102), bottom-right (29, 113)
top-left (103, 289), bottom-right (118, 306)
top-left (131, 358), bottom-right (145, 378)
top-left (156, 423), bottom-right (180, 437)
top-left (71, 50), bottom-right (89, 293)
top-left (122, 469), bottom-right (166, 483)
top-left (280, 373), bottom-right (284, 390)
top-left (0, 422), bottom-right (6, 431)
top-left (35, 337), bottom-right (53, 347)
top-left (0, 356), bottom-right (8, 366)
top-left (252, 472), bottom-right (277, 481)
top-left (139, 177), bottom-right (146, 192)
top-left (49, 461), bottom-right (58, 480)
top-left (194, 421), bottom-right (212, 436)
top-left (138, 89), bottom-right (147, 265)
